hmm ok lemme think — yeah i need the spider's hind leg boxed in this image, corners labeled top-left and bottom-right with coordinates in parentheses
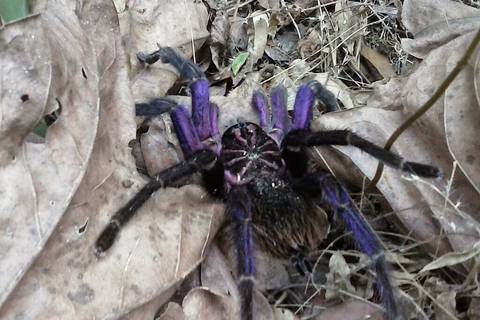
top-left (295, 172), bottom-right (399, 320)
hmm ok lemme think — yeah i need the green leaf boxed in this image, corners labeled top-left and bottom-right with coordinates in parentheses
top-left (231, 52), bottom-right (249, 76)
top-left (0, 0), bottom-right (29, 23)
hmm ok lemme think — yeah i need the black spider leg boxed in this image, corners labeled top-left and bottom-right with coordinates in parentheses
top-left (228, 187), bottom-right (255, 320)
top-left (135, 98), bottom-right (176, 118)
top-left (94, 149), bottom-right (217, 256)
top-left (306, 80), bottom-right (339, 113)
top-left (290, 252), bottom-right (313, 277)
top-left (283, 129), bottom-right (441, 178)
top-left (295, 173), bottom-right (399, 320)
top-left (137, 46), bottom-right (204, 80)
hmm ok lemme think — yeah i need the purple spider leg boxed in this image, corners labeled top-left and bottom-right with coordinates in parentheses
top-left (292, 84), bottom-right (316, 130)
top-left (297, 173), bottom-right (399, 320)
top-left (170, 105), bottom-right (203, 155)
top-left (251, 91), bottom-right (269, 129)
top-left (191, 79), bottom-right (213, 141)
top-left (189, 77), bottom-right (222, 153)
top-left (138, 46), bottom-right (219, 147)
top-left (269, 85), bottom-right (291, 144)
top-left (228, 187), bottom-right (256, 320)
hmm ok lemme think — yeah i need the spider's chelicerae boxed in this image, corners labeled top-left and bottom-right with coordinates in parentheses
top-left (95, 47), bottom-right (441, 320)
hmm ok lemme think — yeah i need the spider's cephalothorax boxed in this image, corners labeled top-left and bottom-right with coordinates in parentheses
top-left (95, 47), bottom-right (441, 320)
top-left (221, 122), bottom-right (285, 185)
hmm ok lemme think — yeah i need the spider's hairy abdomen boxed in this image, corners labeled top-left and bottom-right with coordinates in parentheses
top-left (248, 175), bottom-right (329, 258)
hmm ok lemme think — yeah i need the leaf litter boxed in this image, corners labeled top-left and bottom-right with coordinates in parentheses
top-left (1, 0), bottom-right (480, 319)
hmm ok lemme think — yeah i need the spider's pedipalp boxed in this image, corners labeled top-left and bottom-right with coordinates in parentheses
top-left (283, 129), bottom-right (442, 178)
top-left (228, 187), bottom-right (255, 320)
top-left (94, 149), bottom-right (217, 255)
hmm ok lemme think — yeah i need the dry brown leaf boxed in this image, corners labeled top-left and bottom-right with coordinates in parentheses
top-left (424, 277), bottom-right (458, 320)
top-left (139, 116), bottom-right (183, 177)
top-left (325, 253), bottom-right (356, 301)
top-left (0, 1), bottom-right (222, 319)
top-left (210, 11), bottom-right (229, 71)
top-left (315, 300), bottom-right (383, 320)
top-left (251, 12), bottom-right (269, 65)
top-left (360, 46), bottom-right (395, 79)
top-left (444, 36), bottom-right (480, 194)
top-left (126, 0), bottom-right (210, 101)
top-left (402, 0), bottom-right (480, 54)
top-left (154, 235), bottom-right (290, 319)
top-left (333, 0), bottom-right (365, 63)
top-left (0, 3), bottom-right (99, 308)
top-left (155, 244), bottom-right (280, 319)
top-left (401, 0), bottom-right (480, 254)
top-left (258, 0), bottom-right (280, 10)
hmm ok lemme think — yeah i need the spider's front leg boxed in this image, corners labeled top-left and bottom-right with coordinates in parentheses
top-left (95, 148), bottom-right (217, 256)
top-left (95, 48), bottom-right (220, 255)
top-left (283, 129), bottom-right (441, 178)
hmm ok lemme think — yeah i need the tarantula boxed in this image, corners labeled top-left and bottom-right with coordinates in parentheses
top-left (94, 47), bottom-right (440, 320)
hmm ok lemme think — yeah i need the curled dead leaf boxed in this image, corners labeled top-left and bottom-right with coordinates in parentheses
top-left (0, 3), bottom-right (99, 307)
